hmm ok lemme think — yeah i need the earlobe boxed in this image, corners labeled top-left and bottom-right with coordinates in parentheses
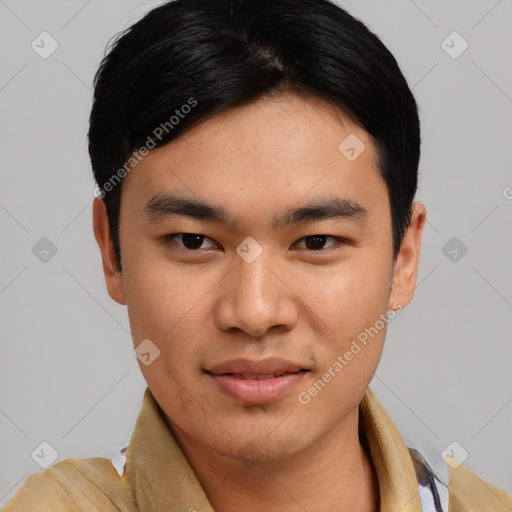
top-left (388, 202), bottom-right (426, 310)
top-left (92, 197), bottom-right (127, 305)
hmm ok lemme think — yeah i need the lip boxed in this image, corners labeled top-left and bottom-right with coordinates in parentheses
top-left (207, 357), bottom-right (307, 375)
top-left (206, 357), bottom-right (309, 405)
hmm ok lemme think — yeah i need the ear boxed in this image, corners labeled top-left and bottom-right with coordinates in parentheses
top-left (92, 197), bottom-right (126, 305)
top-left (388, 201), bottom-right (427, 310)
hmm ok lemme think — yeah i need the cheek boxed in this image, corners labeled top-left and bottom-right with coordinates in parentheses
top-left (122, 251), bottom-right (217, 386)
top-left (299, 258), bottom-right (391, 332)
top-left (122, 247), bottom-right (208, 337)
top-left (297, 257), bottom-right (391, 392)
top-left (123, 261), bottom-right (206, 406)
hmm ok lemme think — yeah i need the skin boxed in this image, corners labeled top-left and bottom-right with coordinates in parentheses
top-left (93, 90), bottom-right (426, 512)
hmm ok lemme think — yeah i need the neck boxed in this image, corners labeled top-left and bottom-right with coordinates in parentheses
top-left (168, 408), bottom-right (380, 512)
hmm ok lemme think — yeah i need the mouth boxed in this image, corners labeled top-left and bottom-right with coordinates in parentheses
top-left (222, 371), bottom-right (308, 380)
top-left (205, 358), bottom-right (311, 404)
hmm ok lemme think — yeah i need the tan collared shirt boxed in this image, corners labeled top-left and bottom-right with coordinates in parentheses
top-left (4, 387), bottom-right (512, 511)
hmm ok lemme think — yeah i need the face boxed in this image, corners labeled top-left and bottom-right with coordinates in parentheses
top-left (93, 91), bottom-right (425, 466)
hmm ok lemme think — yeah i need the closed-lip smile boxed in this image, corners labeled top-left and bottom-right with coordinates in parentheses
top-left (206, 357), bottom-right (310, 404)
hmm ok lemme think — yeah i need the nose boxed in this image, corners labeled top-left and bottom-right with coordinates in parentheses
top-left (215, 251), bottom-right (299, 338)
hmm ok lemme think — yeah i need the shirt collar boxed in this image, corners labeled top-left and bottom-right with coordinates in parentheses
top-left (124, 386), bottom-right (422, 512)
top-left (359, 387), bottom-right (422, 511)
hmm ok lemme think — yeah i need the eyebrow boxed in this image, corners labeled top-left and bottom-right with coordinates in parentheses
top-left (143, 193), bottom-right (369, 229)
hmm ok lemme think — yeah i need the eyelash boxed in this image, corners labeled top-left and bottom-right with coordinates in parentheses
top-left (161, 233), bottom-right (347, 252)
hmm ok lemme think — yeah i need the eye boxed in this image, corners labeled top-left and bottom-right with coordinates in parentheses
top-left (162, 233), bottom-right (218, 251)
top-left (293, 235), bottom-right (343, 251)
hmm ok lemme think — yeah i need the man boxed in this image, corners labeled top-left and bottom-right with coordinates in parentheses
top-left (5, 0), bottom-right (512, 510)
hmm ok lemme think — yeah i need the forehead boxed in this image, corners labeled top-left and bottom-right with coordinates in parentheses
top-left (120, 91), bottom-right (387, 225)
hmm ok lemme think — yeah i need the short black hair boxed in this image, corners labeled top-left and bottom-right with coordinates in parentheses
top-left (89, 0), bottom-right (420, 271)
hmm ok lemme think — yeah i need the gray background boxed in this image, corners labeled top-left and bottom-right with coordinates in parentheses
top-left (1, 0), bottom-right (511, 506)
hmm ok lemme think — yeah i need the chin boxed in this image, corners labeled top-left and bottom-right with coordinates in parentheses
top-left (208, 425), bottom-right (311, 467)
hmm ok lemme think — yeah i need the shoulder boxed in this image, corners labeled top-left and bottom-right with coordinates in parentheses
top-left (3, 456), bottom-right (133, 512)
top-left (446, 456), bottom-right (512, 511)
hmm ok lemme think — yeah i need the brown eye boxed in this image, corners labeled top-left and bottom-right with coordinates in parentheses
top-left (163, 233), bottom-right (217, 251)
top-left (294, 235), bottom-right (340, 251)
